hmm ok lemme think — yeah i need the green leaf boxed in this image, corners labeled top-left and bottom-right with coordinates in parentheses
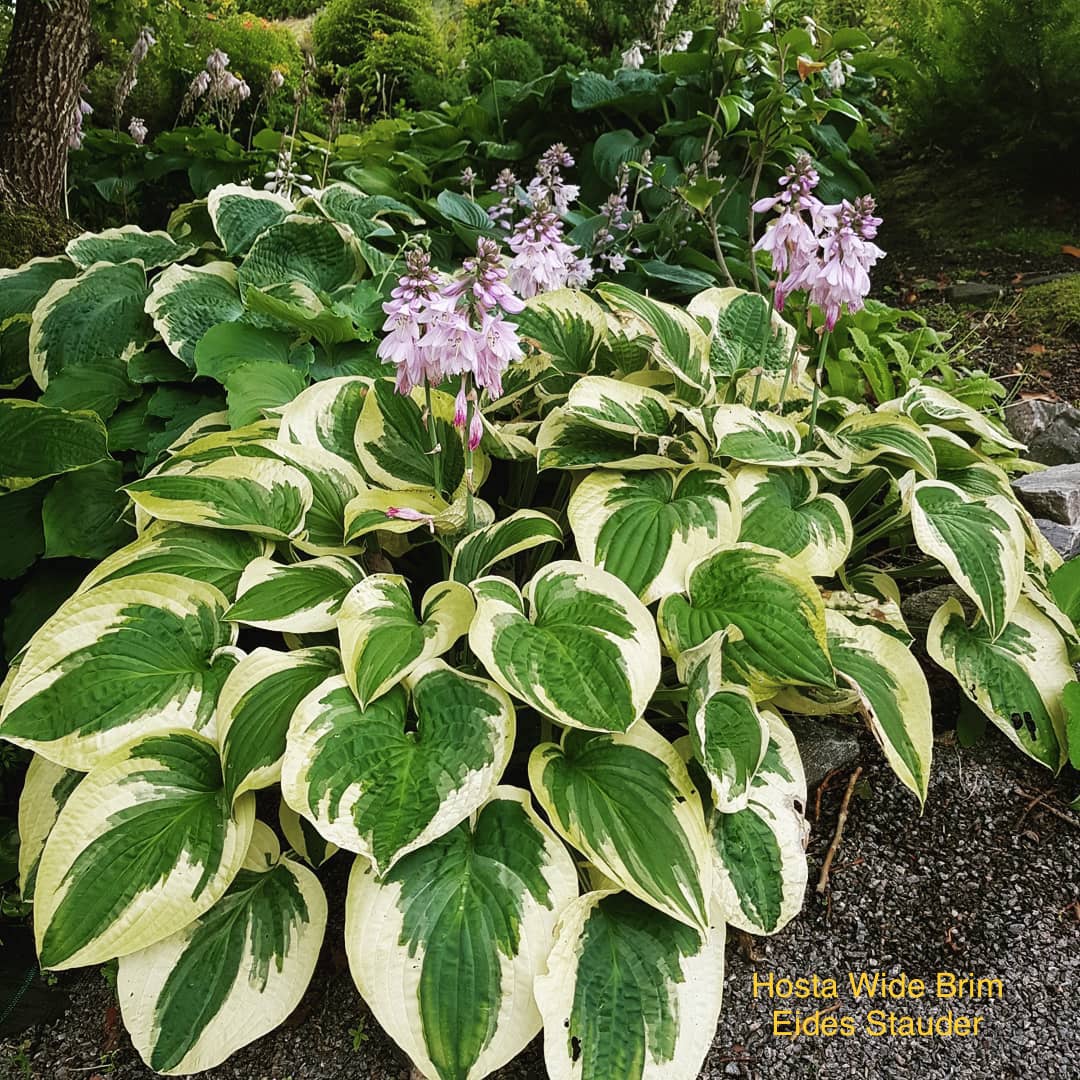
top-left (17, 755), bottom-right (82, 902)
top-left (42, 458), bottom-right (134, 559)
top-left (225, 556), bottom-right (364, 634)
top-left (826, 608), bottom-right (932, 804)
top-left (1064, 683), bottom-right (1080, 771)
top-left (1048, 559), bottom-right (1080, 627)
top-left (0, 572), bottom-right (235, 769)
top-left (0, 400), bottom-right (109, 490)
top-left (733, 466), bottom-right (852, 578)
top-left (238, 216), bottom-right (363, 297)
top-left (434, 189), bottom-right (498, 237)
top-left (33, 730), bottom-right (254, 970)
top-left (450, 510), bottom-right (563, 584)
top-left (470, 560), bottom-right (660, 733)
top-left (223, 361), bottom-right (308, 428)
top-left (909, 479), bottom-right (1025, 640)
top-left (569, 466), bottom-right (740, 603)
top-left (218, 648), bottom-right (342, 802)
top-left (928, 596), bottom-right (1071, 770)
top-left (146, 262), bottom-right (246, 367)
top-left (0, 256), bottom-right (77, 326)
top-left (277, 375), bottom-right (370, 469)
top-left (281, 662), bottom-right (514, 874)
top-left (658, 544), bottom-right (835, 694)
top-left (530, 721), bottom-right (711, 930)
top-left (78, 521), bottom-right (272, 599)
top-left (0, 486), bottom-right (46, 579)
top-left (535, 891), bottom-right (724, 1080)
top-left (29, 260), bottom-right (152, 389)
top-left (66, 226), bottom-right (195, 270)
top-left (207, 183), bottom-right (293, 257)
top-left (346, 788), bottom-right (578, 1080)
top-left (119, 823), bottom-right (327, 1075)
top-left (338, 575), bottom-right (475, 709)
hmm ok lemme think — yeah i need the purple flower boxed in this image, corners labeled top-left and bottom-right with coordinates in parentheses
top-left (508, 208), bottom-right (586, 298)
top-left (128, 116), bottom-right (148, 145)
top-left (468, 405), bottom-right (484, 451)
top-left (476, 312), bottom-right (524, 397)
top-left (454, 382), bottom-right (468, 428)
top-left (810, 199), bottom-right (885, 328)
top-left (385, 506), bottom-right (435, 530)
top-left (378, 250), bottom-right (444, 393)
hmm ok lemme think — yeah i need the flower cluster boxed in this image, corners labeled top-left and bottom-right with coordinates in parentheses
top-left (69, 92), bottom-right (93, 150)
top-left (115, 26), bottom-right (156, 120)
top-left (508, 207), bottom-right (592, 297)
top-left (128, 117), bottom-right (148, 145)
top-left (264, 149), bottom-right (313, 197)
top-left (488, 169), bottom-right (517, 231)
top-left (378, 242), bottom-right (526, 450)
top-left (753, 154), bottom-right (884, 328)
top-left (181, 50), bottom-right (251, 128)
top-left (593, 161), bottom-right (646, 271)
top-left (526, 143), bottom-right (579, 217)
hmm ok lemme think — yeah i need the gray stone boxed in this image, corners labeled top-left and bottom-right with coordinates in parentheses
top-left (1003, 398), bottom-right (1069, 445)
top-left (1030, 411), bottom-right (1080, 466)
top-left (1035, 517), bottom-right (1080, 559)
top-left (900, 583), bottom-right (969, 632)
top-left (1012, 464), bottom-right (1080, 525)
top-left (786, 716), bottom-right (861, 790)
top-left (949, 282), bottom-right (1004, 303)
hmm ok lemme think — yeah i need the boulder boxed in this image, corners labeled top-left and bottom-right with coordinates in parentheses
top-left (1005, 399), bottom-right (1080, 465)
top-left (1034, 518), bottom-right (1080, 560)
top-left (786, 717), bottom-right (861, 791)
top-left (948, 282), bottom-right (1004, 304)
top-left (1012, 464), bottom-right (1080, 525)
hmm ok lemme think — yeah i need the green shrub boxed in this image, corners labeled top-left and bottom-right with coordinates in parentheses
top-left (243, 0), bottom-right (323, 17)
top-left (467, 35), bottom-right (545, 89)
top-left (883, 0), bottom-right (1080, 164)
top-left (312, 0), bottom-right (444, 111)
top-left (463, 0), bottom-right (590, 69)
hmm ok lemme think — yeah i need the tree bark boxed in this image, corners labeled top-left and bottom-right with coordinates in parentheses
top-left (0, 0), bottom-right (93, 211)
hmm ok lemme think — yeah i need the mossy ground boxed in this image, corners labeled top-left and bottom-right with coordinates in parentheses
top-left (0, 204), bottom-right (81, 270)
top-left (1020, 275), bottom-right (1080, 340)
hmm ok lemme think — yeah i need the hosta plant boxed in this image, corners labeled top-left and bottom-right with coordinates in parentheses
top-left (2, 259), bottom-right (1076, 1079)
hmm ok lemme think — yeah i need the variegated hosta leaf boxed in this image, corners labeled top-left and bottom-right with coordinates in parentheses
top-left (530, 721), bottom-right (711, 930)
top-left (33, 730), bottom-right (255, 970)
top-left (0, 573), bottom-right (235, 769)
top-left (885, 384), bottom-right (1024, 452)
top-left (909, 478), bottom-right (1025, 639)
top-left (939, 461), bottom-right (1012, 500)
top-left (338, 576), bottom-right (475, 708)
top-left (707, 780), bottom-right (807, 935)
top-left (569, 466), bottom-right (740, 603)
top-left (145, 262), bottom-right (246, 366)
top-left (281, 662), bottom-right (514, 874)
top-left (77, 522), bottom-right (272, 600)
top-left (207, 183), bottom-right (293, 256)
top-left (277, 375), bottom-right (370, 468)
top-left (534, 890), bottom-right (725, 1080)
top-left (712, 404), bottom-right (835, 468)
top-left (218, 647), bottom-right (342, 801)
top-left (688, 286), bottom-right (795, 378)
top-left (346, 787), bottom-right (578, 1080)
top-left (469, 561), bottom-right (661, 732)
top-left (126, 455), bottom-right (314, 540)
top-left (263, 440), bottom-right (366, 556)
top-left (560, 375), bottom-right (680, 438)
top-left (344, 486), bottom-right (449, 542)
top-left (66, 226), bottom-right (195, 271)
top-left (658, 544), bottom-right (835, 694)
top-left (826, 609), bottom-right (932, 803)
top-left (513, 288), bottom-right (607, 378)
top-left (357, 379), bottom-right (485, 497)
top-left (29, 260), bottom-right (152, 389)
top-left (225, 556), bottom-right (365, 633)
top-left (733, 466), bottom-right (852, 578)
top-left (278, 799), bottom-right (338, 867)
top-left (820, 410), bottom-right (937, 479)
top-left (118, 821), bottom-right (326, 1075)
top-left (450, 510), bottom-right (563, 584)
top-left (17, 755), bottom-right (82, 902)
top-left (596, 283), bottom-right (714, 405)
top-left (0, 399), bottom-right (109, 490)
top-left (536, 404), bottom-right (709, 471)
top-left (313, 182), bottom-right (422, 234)
top-left (0, 256), bottom-right (77, 326)
top-left (928, 596), bottom-right (1070, 770)
top-left (685, 648), bottom-right (768, 813)
top-left (238, 215), bottom-right (363, 297)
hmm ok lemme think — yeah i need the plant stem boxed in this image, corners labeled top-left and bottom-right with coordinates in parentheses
top-left (423, 380), bottom-right (444, 497)
top-left (807, 328), bottom-right (830, 443)
top-left (776, 315), bottom-right (801, 413)
top-left (464, 397), bottom-right (476, 532)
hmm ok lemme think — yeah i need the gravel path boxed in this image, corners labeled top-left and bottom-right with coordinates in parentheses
top-left (2, 728), bottom-right (1077, 1080)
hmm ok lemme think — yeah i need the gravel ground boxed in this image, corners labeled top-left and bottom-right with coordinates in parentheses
top-left (2, 728), bottom-right (1077, 1080)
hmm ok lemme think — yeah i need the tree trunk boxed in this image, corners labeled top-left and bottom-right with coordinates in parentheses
top-left (0, 0), bottom-right (92, 211)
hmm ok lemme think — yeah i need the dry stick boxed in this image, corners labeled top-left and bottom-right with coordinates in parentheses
top-left (1012, 785), bottom-right (1080, 829)
top-left (816, 766), bottom-right (862, 895)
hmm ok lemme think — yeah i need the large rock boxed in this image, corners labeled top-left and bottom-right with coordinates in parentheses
top-left (786, 717), bottom-right (861, 791)
top-left (1005, 399), bottom-right (1080, 465)
top-left (1035, 518), bottom-right (1080, 559)
top-left (900, 583), bottom-right (970, 633)
top-left (1012, 464), bottom-right (1080, 525)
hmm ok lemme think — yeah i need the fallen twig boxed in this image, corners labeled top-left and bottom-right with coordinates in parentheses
top-left (1013, 785), bottom-right (1080, 830)
top-left (816, 767), bottom-right (862, 895)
